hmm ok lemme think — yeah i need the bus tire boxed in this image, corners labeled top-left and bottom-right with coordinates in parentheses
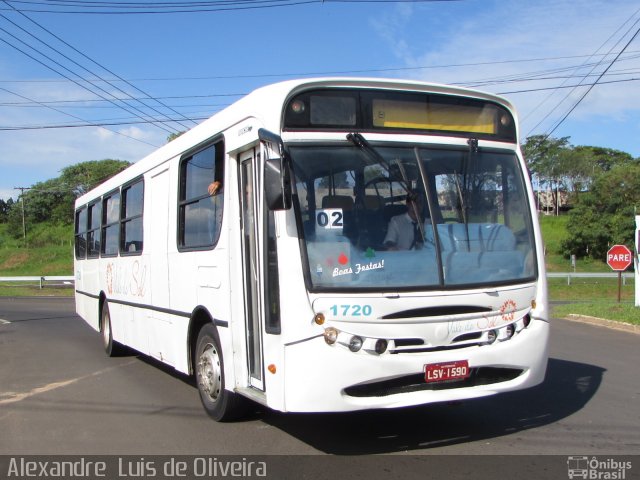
top-left (195, 323), bottom-right (246, 422)
top-left (101, 301), bottom-right (126, 357)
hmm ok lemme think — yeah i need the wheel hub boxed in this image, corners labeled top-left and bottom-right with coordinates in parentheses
top-left (197, 344), bottom-right (221, 401)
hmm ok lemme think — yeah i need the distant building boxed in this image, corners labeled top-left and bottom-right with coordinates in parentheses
top-left (534, 190), bottom-right (571, 214)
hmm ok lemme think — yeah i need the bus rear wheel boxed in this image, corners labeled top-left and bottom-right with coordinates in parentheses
top-left (101, 301), bottom-right (126, 357)
top-left (195, 323), bottom-right (247, 422)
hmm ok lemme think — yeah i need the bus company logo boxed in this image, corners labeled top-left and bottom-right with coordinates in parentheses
top-left (567, 456), bottom-right (632, 479)
top-left (499, 299), bottom-right (517, 322)
top-left (105, 261), bottom-right (147, 298)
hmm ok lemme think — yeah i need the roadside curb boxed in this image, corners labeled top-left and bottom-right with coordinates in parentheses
top-left (562, 314), bottom-right (640, 335)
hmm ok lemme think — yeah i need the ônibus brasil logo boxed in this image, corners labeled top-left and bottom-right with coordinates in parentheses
top-left (567, 456), bottom-right (632, 479)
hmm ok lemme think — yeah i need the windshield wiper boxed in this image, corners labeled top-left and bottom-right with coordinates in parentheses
top-left (346, 132), bottom-right (410, 193)
top-left (458, 138), bottom-right (479, 251)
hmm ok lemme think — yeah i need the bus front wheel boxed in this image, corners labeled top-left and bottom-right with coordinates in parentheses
top-left (195, 323), bottom-right (246, 422)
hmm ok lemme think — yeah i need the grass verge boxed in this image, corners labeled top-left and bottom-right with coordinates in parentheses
top-left (552, 302), bottom-right (639, 325)
top-left (547, 277), bottom-right (635, 302)
top-left (0, 245), bottom-right (72, 276)
top-left (0, 285), bottom-right (74, 297)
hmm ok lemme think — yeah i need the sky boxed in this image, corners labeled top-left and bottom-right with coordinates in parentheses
top-left (1, 0), bottom-right (639, 201)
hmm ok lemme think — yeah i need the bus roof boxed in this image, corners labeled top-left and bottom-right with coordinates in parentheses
top-left (75, 77), bottom-right (517, 205)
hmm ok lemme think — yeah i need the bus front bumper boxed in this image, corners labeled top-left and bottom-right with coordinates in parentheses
top-left (282, 317), bottom-right (549, 413)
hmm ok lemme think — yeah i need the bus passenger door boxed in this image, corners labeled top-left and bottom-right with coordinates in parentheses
top-left (239, 150), bottom-right (264, 390)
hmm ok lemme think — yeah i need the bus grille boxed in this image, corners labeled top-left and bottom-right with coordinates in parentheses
top-left (343, 367), bottom-right (523, 398)
top-left (389, 332), bottom-right (484, 354)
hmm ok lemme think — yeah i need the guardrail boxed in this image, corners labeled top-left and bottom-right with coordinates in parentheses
top-left (0, 276), bottom-right (75, 289)
top-left (1, 273), bottom-right (634, 288)
top-left (547, 272), bottom-right (634, 285)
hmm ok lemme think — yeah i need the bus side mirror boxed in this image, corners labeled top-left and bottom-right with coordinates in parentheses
top-left (264, 157), bottom-right (292, 210)
top-left (260, 128), bottom-right (292, 211)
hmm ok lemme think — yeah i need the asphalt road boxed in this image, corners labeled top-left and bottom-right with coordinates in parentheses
top-left (0, 297), bottom-right (638, 472)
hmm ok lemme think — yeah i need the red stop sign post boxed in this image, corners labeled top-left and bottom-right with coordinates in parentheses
top-left (607, 244), bottom-right (633, 302)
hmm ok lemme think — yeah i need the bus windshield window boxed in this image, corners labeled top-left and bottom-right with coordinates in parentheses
top-left (290, 144), bottom-right (536, 290)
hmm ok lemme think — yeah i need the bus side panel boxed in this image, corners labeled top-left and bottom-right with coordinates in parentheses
top-left (74, 252), bottom-right (100, 332)
top-left (144, 166), bottom-right (178, 366)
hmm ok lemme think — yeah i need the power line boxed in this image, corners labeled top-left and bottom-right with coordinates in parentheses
top-left (0, 114), bottom-right (211, 130)
top-left (544, 21), bottom-right (640, 138)
top-left (525, 6), bottom-right (640, 137)
top-left (2, 64), bottom-right (639, 109)
top-left (2, 73), bottom-right (640, 133)
top-left (1, 0), bottom-right (198, 129)
top-left (0, 0), bottom-right (461, 15)
top-left (2, 49), bottom-right (639, 85)
top-left (5, 70), bottom-right (640, 109)
top-left (1, 0), bottom-right (321, 14)
top-left (0, 85), bottom-right (161, 146)
top-left (497, 76), bottom-right (640, 95)
top-left (3, 74), bottom-right (640, 131)
top-left (0, 27), bottom-right (178, 135)
top-left (0, 0), bottom-right (195, 134)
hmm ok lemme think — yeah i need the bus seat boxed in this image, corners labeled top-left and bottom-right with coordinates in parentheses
top-left (322, 195), bottom-right (354, 210)
top-left (355, 195), bottom-right (385, 248)
top-left (435, 223), bottom-right (523, 283)
top-left (445, 250), bottom-right (525, 284)
top-left (363, 195), bottom-right (383, 210)
top-left (430, 223), bottom-right (516, 252)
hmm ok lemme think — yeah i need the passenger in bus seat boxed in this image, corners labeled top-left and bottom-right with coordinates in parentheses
top-left (383, 193), bottom-right (429, 250)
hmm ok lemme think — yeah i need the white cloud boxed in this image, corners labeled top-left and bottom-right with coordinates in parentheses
top-left (0, 80), bottom-right (163, 196)
top-left (0, 78), bottom-right (166, 187)
top-left (0, 188), bottom-right (17, 202)
top-left (370, 0), bottom-right (640, 146)
top-left (369, 4), bottom-right (415, 63)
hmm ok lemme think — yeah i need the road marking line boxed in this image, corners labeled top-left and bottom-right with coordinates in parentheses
top-left (0, 360), bottom-right (137, 406)
top-left (0, 379), bottom-right (80, 405)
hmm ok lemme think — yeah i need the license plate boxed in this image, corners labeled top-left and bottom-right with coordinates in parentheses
top-left (424, 360), bottom-right (470, 383)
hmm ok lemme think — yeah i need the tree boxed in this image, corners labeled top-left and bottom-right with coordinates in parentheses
top-left (59, 159), bottom-right (131, 198)
top-left (5, 159), bottom-right (130, 240)
top-left (573, 146), bottom-right (634, 172)
top-left (318, 171), bottom-right (350, 189)
top-left (522, 135), bottom-right (571, 214)
top-left (0, 198), bottom-right (9, 223)
top-left (167, 131), bottom-right (185, 143)
top-left (5, 200), bottom-right (21, 233)
top-left (561, 161), bottom-right (640, 260)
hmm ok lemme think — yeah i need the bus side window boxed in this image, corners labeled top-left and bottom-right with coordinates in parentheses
top-left (74, 206), bottom-right (87, 259)
top-left (101, 191), bottom-right (120, 256)
top-left (121, 179), bottom-right (144, 255)
top-left (178, 139), bottom-right (225, 250)
top-left (87, 200), bottom-right (101, 258)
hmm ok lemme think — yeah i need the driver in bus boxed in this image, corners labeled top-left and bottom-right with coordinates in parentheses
top-left (383, 193), bottom-right (428, 251)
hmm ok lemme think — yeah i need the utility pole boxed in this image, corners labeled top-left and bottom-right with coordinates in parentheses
top-left (14, 186), bottom-right (31, 244)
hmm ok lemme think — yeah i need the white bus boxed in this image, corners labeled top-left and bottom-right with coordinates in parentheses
top-left (74, 78), bottom-right (549, 421)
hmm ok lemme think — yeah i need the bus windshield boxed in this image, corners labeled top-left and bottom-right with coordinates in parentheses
top-left (290, 142), bottom-right (536, 290)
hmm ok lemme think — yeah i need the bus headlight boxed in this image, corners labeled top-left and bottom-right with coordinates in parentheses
top-left (348, 336), bottom-right (363, 352)
top-left (498, 323), bottom-right (515, 341)
top-left (374, 339), bottom-right (388, 354)
top-left (324, 327), bottom-right (339, 345)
